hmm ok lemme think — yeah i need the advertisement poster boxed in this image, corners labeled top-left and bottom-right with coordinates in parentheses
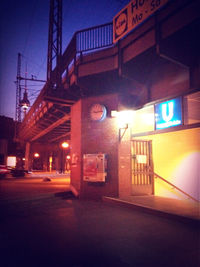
top-left (83, 154), bottom-right (107, 182)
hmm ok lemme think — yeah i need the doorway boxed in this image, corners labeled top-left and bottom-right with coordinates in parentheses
top-left (131, 140), bottom-right (154, 195)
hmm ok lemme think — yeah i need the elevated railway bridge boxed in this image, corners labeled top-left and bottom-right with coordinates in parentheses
top-left (18, 0), bottom-right (200, 173)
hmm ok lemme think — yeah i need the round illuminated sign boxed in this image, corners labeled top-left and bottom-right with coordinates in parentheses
top-left (90, 104), bottom-right (107, 121)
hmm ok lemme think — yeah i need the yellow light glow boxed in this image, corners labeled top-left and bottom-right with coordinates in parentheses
top-left (141, 113), bottom-right (155, 125)
top-left (34, 153), bottom-right (40, 158)
top-left (66, 155), bottom-right (70, 160)
top-left (61, 142), bottom-right (69, 149)
top-left (117, 110), bottom-right (134, 128)
top-left (134, 127), bottom-right (200, 201)
top-left (49, 156), bottom-right (53, 172)
top-left (111, 110), bottom-right (118, 117)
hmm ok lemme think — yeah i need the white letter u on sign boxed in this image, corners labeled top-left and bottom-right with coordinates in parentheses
top-left (162, 102), bottom-right (173, 122)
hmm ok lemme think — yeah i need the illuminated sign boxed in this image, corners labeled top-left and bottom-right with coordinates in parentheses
top-left (113, 0), bottom-right (169, 43)
top-left (155, 98), bottom-right (182, 129)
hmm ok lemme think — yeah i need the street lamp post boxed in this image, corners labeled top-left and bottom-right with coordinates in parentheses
top-left (60, 142), bottom-right (69, 173)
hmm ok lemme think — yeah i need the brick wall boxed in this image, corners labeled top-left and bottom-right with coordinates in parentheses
top-left (71, 93), bottom-right (119, 200)
top-left (81, 94), bottom-right (119, 199)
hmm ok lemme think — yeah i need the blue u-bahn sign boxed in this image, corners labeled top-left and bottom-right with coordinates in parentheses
top-left (155, 97), bottom-right (182, 130)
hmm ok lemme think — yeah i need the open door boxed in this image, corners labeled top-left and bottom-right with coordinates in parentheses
top-left (131, 140), bottom-right (154, 195)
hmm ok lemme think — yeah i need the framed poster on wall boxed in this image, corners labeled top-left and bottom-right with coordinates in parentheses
top-left (83, 153), bottom-right (107, 182)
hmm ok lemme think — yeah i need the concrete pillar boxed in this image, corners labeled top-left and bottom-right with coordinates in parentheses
top-left (25, 142), bottom-right (30, 171)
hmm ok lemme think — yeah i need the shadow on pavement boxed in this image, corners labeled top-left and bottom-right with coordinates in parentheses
top-left (54, 190), bottom-right (76, 199)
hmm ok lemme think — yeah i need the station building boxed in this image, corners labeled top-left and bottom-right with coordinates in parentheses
top-left (20, 0), bottom-right (200, 202)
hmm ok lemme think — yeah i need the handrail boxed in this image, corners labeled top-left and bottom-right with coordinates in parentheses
top-left (153, 172), bottom-right (199, 203)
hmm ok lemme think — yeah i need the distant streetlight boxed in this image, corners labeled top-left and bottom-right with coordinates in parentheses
top-left (61, 142), bottom-right (69, 149)
top-left (60, 142), bottom-right (69, 173)
top-left (34, 153), bottom-right (40, 158)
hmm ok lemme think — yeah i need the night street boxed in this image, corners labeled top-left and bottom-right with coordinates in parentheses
top-left (0, 177), bottom-right (199, 267)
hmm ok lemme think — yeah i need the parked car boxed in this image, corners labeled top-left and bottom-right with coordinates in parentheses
top-left (0, 165), bottom-right (10, 178)
top-left (10, 168), bottom-right (27, 177)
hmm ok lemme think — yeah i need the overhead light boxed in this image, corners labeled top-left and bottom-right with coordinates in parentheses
top-left (20, 91), bottom-right (30, 111)
top-left (61, 142), bottom-right (69, 149)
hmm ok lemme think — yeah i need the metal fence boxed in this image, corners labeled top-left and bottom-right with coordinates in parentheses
top-left (76, 22), bottom-right (113, 53)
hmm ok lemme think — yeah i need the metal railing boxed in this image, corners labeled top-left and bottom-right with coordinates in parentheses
top-left (61, 22), bottom-right (113, 80)
top-left (154, 172), bottom-right (199, 203)
top-left (76, 22), bottom-right (113, 53)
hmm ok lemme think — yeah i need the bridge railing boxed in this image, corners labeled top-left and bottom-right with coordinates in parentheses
top-left (60, 22), bottom-right (113, 82)
top-left (76, 22), bottom-right (113, 53)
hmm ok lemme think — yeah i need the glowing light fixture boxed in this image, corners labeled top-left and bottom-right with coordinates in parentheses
top-left (111, 110), bottom-right (134, 141)
top-left (49, 156), bottom-right (53, 172)
top-left (61, 142), bottom-right (69, 149)
top-left (34, 153), bottom-right (40, 158)
top-left (116, 110), bottom-right (134, 129)
top-left (155, 97), bottom-right (182, 129)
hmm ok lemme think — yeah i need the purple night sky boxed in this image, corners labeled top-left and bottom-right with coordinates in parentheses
top-left (0, 0), bottom-right (129, 120)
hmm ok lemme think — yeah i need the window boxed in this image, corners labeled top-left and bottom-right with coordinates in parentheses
top-left (184, 91), bottom-right (200, 125)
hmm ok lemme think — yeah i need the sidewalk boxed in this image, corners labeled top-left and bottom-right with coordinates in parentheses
top-left (103, 195), bottom-right (200, 224)
top-left (5, 171), bottom-right (70, 183)
top-left (28, 171), bottom-right (70, 178)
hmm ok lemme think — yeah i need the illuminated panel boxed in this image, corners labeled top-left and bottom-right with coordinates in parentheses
top-left (132, 105), bottom-right (154, 134)
top-left (155, 97), bottom-right (182, 130)
top-left (7, 156), bottom-right (16, 167)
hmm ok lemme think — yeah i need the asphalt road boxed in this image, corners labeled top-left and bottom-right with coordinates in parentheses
top-left (0, 178), bottom-right (199, 267)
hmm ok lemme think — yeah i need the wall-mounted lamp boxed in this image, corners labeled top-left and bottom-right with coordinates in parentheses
top-left (111, 110), bottom-right (134, 141)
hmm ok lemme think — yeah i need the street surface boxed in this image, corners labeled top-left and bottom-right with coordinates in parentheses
top-left (0, 177), bottom-right (199, 267)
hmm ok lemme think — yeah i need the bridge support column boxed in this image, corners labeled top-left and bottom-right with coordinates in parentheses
top-left (25, 142), bottom-right (30, 171)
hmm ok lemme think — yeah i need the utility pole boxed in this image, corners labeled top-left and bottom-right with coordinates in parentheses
top-left (16, 53), bottom-right (22, 122)
top-left (47, 0), bottom-right (62, 94)
top-left (16, 0), bottom-right (63, 122)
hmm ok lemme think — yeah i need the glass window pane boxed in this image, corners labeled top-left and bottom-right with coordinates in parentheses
top-left (184, 91), bottom-right (200, 125)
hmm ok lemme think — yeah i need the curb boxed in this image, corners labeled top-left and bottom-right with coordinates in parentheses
top-left (102, 196), bottom-right (200, 226)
